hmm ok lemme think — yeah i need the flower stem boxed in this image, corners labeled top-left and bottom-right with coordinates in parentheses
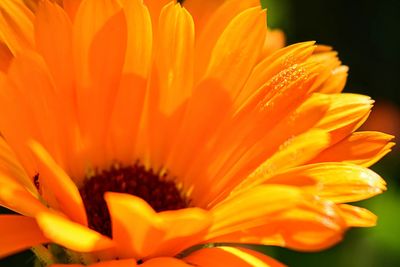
top-left (31, 245), bottom-right (55, 267)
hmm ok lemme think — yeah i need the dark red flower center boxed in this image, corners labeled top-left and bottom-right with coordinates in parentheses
top-left (79, 162), bottom-right (189, 237)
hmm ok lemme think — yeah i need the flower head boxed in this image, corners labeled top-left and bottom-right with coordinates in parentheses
top-left (0, 0), bottom-right (394, 266)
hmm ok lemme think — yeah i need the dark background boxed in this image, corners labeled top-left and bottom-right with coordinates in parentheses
top-left (1, 0), bottom-right (400, 266)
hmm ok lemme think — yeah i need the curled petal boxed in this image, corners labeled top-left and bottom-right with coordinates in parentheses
top-left (105, 192), bottom-right (212, 259)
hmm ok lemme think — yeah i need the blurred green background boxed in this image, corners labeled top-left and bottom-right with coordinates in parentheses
top-left (1, 0), bottom-right (400, 266)
top-left (259, 0), bottom-right (400, 266)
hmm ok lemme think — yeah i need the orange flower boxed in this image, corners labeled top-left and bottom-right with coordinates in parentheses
top-left (0, 0), bottom-right (394, 266)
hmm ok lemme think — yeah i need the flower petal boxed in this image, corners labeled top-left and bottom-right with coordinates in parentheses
top-left (107, 74), bottom-right (147, 165)
top-left (153, 2), bottom-right (194, 116)
top-left (30, 141), bottom-right (87, 225)
top-left (315, 93), bottom-right (373, 144)
top-left (259, 29), bottom-right (286, 60)
top-left (73, 0), bottom-right (126, 167)
top-left (194, 69), bottom-right (325, 206)
top-left (0, 41), bottom-right (12, 71)
top-left (267, 163), bottom-right (386, 203)
top-left (235, 41), bottom-right (316, 109)
top-left (339, 204), bottom-right (377, 227)
top-left (0, 215), bottom-right (48, 258)
top-left (52, 257), bottom-right (191, 267)
top-left (35, 0), bottom-right (74, 100)
top-left (185, 246), bottom-right (286, 267)
top-left (183, 0), bottom-right (226, 33)
top-left (194, 0), bottom-right (259, 73)
top-left (165, 79), bottom-right (232, 192)
top-left (235, 130), bottom-right (330, 193)
top-left (143, 0), bottom-right (170, 28)
top-left (141, 257), bottom-right (192, 267)
top-left (201, 6), bottom-right (266, 98)
top-left (155, 208), bottom-right (212, 256)
top-left (0, 0), bottom-right (34, 54)
top-left (52, 259), bottom-right (138, 267)
top-left (63, 0), bottom-right (81, 20)
top-left (0, 174), bottom-right (47, 217)
top-left (105, 192), bottom-right (166, 259)
top-left (0, 137), bottom-right (36, 194)
top-left (73, 0), bottom-right (121, 89)
top-left (105, 192), bottom-right (212, 259)
top-left (308, 46), bottom-right (348, 94)
top-left (0, 51), bottom-right (70, 176)
top-left (145, 2), bottom-right (195, 168)
top-left (310, 131), bottom-right (395, 167)
top-left (36, 212), bottom-right (114, 253)
top-left (120, 0), bottom-right (152, 77)
top-left (206, 185), bottom-right (345, 251)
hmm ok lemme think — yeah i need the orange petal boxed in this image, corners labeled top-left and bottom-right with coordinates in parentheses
top-left (307, 46), bottom-right (348, 94)
top-left (22, 0), bottom-right (39, 12)
top-left (36, 212), bottom-right (114, 253)
top-left (155, 208), bottom-right (212, 256)
top-left (201, 7), bottom-right (266, 98)
top-left (183, 0), bottom-right (226, 33)
top-left (259, 29), bottom-right (286, 60)
top-left (105, 0), bottom-right (151, 162)
top-left (310, 131), bottom-right (395, 167)
top-left (52, 259), bottom-right (137, 267)
top-left (185, 246), bottom-right (286, 267)
top-left (73, 0), bottom-right (127, 167)
top-left (0, 41), bottom-right (12, 71)
top-left (105, 192), bottom-right (211, 259)
top-left (34, 1), bottom-right (80, 174)
top-left (107, 74), bottom-right (147, 165)
top-left (0, 137), bottom-right (36, 194)
top-left (267, 163), bottom-right (386, 203)
top-left (144, 2), bottom-right (195, 168)
top-left (143, 0), bottom-right (170, 28)
top-left (73, 0), bottom-right (121, 90)
top-left (141, 257), bottom-right (192, 267)
top-left (194, 0), bottom-right (259, 70)
top-left (0, 215), bottom-right (48, 258)
top-left (120, 0), bottom-right (152, 76)
top-left (85, 10), bottom-right (127, 165)
top-left (0, 174), bottom-right (48, 217)
top-left (35, 0), bottom-right (74, 100)
top-left (52, 257), bottom-right (191, 267)
top-left (153, 2), bottom-right (194, 116)
top-left (63, 0), bottom-right (82, 20)
top-left (105, 192), bottom-right (166, 259)
top-left (306, 49), bottom-right (341, 92)
top-left (235, 130), bottom-right (330, 194)
top-left (29, 141), bottom-right (87, 225)
top-left (317, 65), bottom-right (348, 94)
top-left (235, 41), bottom-right (316, 109)
top-left (195, 65), bottom-right (323, 206)
top-left (164, 79), bottom-right (233, 198)
top-left (0, 0), bottom-right (34, 54)
top-left (315, 93), bottom-right (374, 144)
top-left (339, 204), bottom-right (377, 227)
top-left (206, 185), bottom-right (345, 251)
top-left (0, 51), bottom-right (68, 176)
